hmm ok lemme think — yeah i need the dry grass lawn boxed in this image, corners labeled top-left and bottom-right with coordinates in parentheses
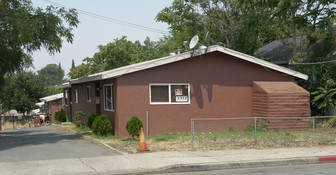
top-left (1, 121), bottom-right (36, 130)
top-left (57, 124), bottom-right (336, 154)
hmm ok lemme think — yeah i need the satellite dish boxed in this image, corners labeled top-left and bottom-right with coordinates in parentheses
top-left (189, 35), bottom-right (199, 49)
top-left (9, 109), bottom-right (17, 115)
top-left (204, 32), bottom-right (210, 46)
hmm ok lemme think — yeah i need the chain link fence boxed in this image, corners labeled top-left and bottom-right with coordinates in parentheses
top-left (0, 115), bottom-right (37, 130)
top-left (191, 116), bottom-right (336, 149)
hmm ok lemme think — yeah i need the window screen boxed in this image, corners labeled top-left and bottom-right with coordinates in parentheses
top-left (104, 85), bottom-right (113, 111)
top-left (150, 85), bottom-right (169, 102)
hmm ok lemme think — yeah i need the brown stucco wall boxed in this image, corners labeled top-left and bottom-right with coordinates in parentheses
top-left (70, 82), bottom-right (97, 124)
top-left (99, 79), bottom-right (116, 134)
top-left (67, 79), bottom-right (116, 134)
top-left (114, 51), bottom-right (295, 137)
top-left (49, 99), bottom-right (63, 124)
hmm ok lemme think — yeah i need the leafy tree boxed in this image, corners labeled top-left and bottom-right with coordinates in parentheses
top-left (37, 64), bottom-right (64, 86)
top-left (0, 71), bottom-right (45, 114)
top-left (79, 36), bottom-right (170, 76)
top-left (156, 0), bottom-right (290, 55)
top-left (68, 64), bottom-right (91, 79)
top-left (0, 0), bottom-right (79, 88)
top-left (311, 79), bottom-right (336, 116)
top-left (44, 85), bottom-right (63, 96)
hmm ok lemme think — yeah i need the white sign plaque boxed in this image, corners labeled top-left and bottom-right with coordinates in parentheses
top-left (176, 96), bottom-right (188, 102)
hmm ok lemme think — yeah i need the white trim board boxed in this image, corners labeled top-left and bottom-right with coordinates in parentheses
top-left (60, 45), bottom-right (308, 86)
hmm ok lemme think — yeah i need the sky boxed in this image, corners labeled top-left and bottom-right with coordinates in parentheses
top-left (30, 0), bottom-right (174, 75)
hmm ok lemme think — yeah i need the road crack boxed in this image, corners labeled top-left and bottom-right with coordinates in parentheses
top-left (79, 158), bottom-right (101, 174)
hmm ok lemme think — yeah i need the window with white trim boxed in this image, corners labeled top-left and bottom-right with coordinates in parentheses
top-left (74, 89), bottom-right (78, 103)
top-left (150, 84), bottom-right (190, 104)
top-left (104, 84), bottom-right (114, 111)
top-left (64, 90), bottom-right (69, 106)
top-left (86, 86), bottom-right (91, 102)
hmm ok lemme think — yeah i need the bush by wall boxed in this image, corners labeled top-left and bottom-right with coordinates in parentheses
top-left (55, 108), bottom-right (66, 122)
top-left (92, 114), bottom-right (112, 136)
top-left (54, 110), bottom-right (60, 122)
top-left (73, 111), bottom-right (86, 128)
top-left (87, 113), bottom-right (98, 129)
top-left (328, 117), bottom-right (336, 127)
top-left (126, 116), bottom-right (143, 139)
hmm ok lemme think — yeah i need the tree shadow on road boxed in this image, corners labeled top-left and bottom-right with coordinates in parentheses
top-left (0, 126), bottom-right (81, 151)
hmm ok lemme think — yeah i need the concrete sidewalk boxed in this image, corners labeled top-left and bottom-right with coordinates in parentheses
top-left (0, 146), bottom-right (336, 175)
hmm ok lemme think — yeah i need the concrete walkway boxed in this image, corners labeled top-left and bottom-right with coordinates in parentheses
top-left (0, 145), bottom-right (336, 175)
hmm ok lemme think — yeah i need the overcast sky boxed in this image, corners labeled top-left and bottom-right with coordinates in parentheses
top-left (30, 0), bottom-right (174, 75)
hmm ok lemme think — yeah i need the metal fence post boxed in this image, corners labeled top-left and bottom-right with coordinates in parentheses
top-left (313, 117), bottom-right (315, 144)
top-left (146, 111), bottom-right (149, 136)
top-left (191, 119), bottom-right (194, 149)
top-left (254, 117), bottom-right (257, 145)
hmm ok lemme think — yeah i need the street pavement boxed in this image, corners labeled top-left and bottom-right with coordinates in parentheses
top-left (0, 126), bottom-right (336, 175)
top-left (163, 163), bottom-right (336, 175)
top-left (0, 126), bottom-right (120, 162)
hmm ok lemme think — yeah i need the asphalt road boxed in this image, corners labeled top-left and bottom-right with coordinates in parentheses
top-left (0, 126), bottom-right (120, 162)
top-left (165, 163), bottom-right (336, 175)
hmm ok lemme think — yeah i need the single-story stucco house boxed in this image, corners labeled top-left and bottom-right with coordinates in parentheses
top-left (39, 93), bottom-right (64, 124)
top-left (56, 45), bottom-right (310, 137)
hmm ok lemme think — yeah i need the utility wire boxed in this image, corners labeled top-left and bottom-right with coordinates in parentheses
top-left (290, 59), bottom-right (336, 65)
top-left (41, 0), bottom-right (169, 35)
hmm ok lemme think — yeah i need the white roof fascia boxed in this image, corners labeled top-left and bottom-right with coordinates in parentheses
top-left (214, 46), bottom-right (309, 80)
top-left (68, 45), bottom-right (308, 84)
top-left (39, 93), bottom-right (64, 102)
top-left (55, 82), bottom-right (71, 89)
top-left (35, 102), bottom-right (44, 107)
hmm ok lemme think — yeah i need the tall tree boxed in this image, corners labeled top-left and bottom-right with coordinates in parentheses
top-left (37, 64), bottom-right (64, 86)
top-left (58, 63), bottom-right (63, 83)
top-left (0, 0), bottom-right (79, 88)
top-left (79, 36), bottom-right (168, 77)
top-left (0, 71), bottom-right (45, 114)
top-left (156, 0), bottom-right (291, 55)
top-left (71, 59), bottom-right (75, 70)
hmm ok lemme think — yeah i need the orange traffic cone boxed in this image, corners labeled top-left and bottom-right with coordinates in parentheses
top-left (138, 127), bottom-right (149, 152)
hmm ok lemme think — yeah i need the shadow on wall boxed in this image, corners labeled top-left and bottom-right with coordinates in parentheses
top-left (191, 81), bottom-right (213, 109)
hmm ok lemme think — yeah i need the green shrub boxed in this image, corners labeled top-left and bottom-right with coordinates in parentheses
top-left (328, 117), bottom-right (336, 127)
top-left (73, 111), bottom-right (86, 128)
top-left (59, 109), bottom-right (66, 122)
top-left (245, 119), bottom-right (269, 132)
top-left (87, 113), bottom-right (98, 129)
top-left (92, 114), bottom-right (112, 136)
top-left (126, 116), bottom-right (143, 138)
top-left (55, 108), bottom-right (66, 122)
top-left (54, 110), bottom-right (60, 122)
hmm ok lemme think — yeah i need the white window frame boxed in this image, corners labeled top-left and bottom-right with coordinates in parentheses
top-left (103, 84), bottom-right (114, 111)
top-left (149, 83), bottom-right (190, 105)
top-left (64, 90), bottom-right (69, 106)
top-left (74, 89), bottom-right (78, 103)
top-left (86, 86), bottom-right (91, 102)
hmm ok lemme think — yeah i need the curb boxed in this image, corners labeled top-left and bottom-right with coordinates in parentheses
top-left (111, 156), bottom-right (336, 175)
top-left (318, 156), bottom-right (336, 162)
top-left (52, 124), bottom-right (127, 155)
